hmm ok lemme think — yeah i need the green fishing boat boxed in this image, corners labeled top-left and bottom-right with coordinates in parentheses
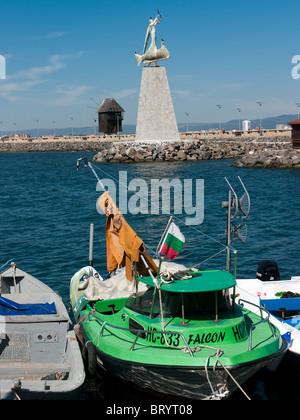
top-left (70, 264), bottom-right (287, 400)
top-left (70, 161), bottom-right (287, 400)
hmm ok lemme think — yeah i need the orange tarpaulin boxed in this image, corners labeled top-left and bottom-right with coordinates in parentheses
top-left (97, 191), bottom-right (158, 281)
top-left (98, 191), bottom-right (125, 271)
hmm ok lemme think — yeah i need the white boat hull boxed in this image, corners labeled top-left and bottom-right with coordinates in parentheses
top-left (235, 277), bottom-right (300, 356)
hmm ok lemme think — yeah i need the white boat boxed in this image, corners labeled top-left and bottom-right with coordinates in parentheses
top-left (221, 179), bottom-right (300, 360)
top-left (235, 261), bottom-right (300, 356)
top-left (0, 262), bottom-right (85, 400)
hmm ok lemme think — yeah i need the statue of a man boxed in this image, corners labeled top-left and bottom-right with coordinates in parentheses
top-left (135, 12), bottom-right (170, 67)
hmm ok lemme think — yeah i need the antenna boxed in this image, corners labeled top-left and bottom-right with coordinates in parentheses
top-left (224, 177), bottom-right (239, 218)
top-left (222, 177), bottom-right (251, 270)
top-left (230, 221), bottom-right (248, 244)
top-left (223, 176), bottom-right (250, 219)
top-left (237, 176), bottom-right (250, 217)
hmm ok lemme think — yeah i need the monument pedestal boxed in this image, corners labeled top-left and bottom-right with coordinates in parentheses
top-left (135, 67), bottom-right (180, 142)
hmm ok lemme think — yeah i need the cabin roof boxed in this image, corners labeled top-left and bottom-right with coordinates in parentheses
top-left (138, 270), bottom-right (236, 293)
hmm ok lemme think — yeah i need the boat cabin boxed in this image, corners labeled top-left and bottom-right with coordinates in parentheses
top-left (127, 270), bottom-right (236, 324)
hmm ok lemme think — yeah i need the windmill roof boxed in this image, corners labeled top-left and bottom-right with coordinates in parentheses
top-left (97, 98), bottom-right (124, 114)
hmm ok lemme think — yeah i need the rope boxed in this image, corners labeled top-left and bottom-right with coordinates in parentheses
top-left (13, 391), bottom-right (21, 401)
top-left (181, 344), bottom-right (251, 400)
top-left (80, 309), bottom-right (106, 348)
top-left (0, 258), bottom-right (14, 272)
top-left (85, 330), bottom-right (102, 347)
top-left (206, 347), bottom-right (251, 400)
top-left (77, 308), bottom-right (96, 325)
top-left (190, 248), bottom-right (227, 270)
top-left (159, 267), bottom-right (192, 283)
top-left (11, 379), bottom-right (22, 400)
top-left (214, 354), bottom-right (251, 401)
top-left (205, 348), bottom-right (224, 398)
top-left (181, 345), bottom-right (202, 353)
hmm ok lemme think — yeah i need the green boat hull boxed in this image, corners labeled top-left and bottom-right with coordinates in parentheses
top-left (78, 322), bottom-right (285, 400)
top-left (73, 298), bottom-right (287, 400)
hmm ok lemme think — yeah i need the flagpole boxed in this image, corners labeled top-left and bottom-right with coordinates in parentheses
top-left (156, 216), bottom-right (173, 255)
top-left (140, 254), bottom-right (158, 287)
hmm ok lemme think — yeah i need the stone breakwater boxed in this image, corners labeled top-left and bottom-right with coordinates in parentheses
top-left (0, 140), bottom-right (102, 153)
top-left (92, 135), bottom-right (292, 164)
top-left (233, 149), bottom-right (300, 168)
top-left (1, 134), bottom-right (298, 168)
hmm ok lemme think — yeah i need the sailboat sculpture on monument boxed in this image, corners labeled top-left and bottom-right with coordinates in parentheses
top-left (70, 159), bottom-right (287, 400)
top-left (135, 11), bottom-right (170, 67)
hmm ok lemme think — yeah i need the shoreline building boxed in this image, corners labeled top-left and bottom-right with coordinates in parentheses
top-left (97, 98), bottom-right (124, 134)
top-left (242, 120), bottom-right (251, 131)
top-left (287, 118), bottom-right (300, 149)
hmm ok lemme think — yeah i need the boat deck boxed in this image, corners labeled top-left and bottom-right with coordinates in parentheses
top-left (0, 266), bottom-right (85, 399)
top-left (0, 361), bottom-right (70, 379)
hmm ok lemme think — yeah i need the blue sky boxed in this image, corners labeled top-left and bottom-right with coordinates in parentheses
top-left (1, 0), bottom-right (300, 131)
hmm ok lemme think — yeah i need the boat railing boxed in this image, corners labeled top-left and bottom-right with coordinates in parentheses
top-left (85, 299), bottom-right (276, 355)
top-left (238, 298), bottom-right (276, 351)
top-left (87, 311), bottom-right (195, 357)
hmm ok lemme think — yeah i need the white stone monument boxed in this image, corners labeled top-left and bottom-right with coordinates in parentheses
top-left (135, 12), bottom-right (180, 142)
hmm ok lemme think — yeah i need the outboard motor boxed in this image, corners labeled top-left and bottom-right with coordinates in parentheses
top-left (256, 260), bottom-right (280, 281)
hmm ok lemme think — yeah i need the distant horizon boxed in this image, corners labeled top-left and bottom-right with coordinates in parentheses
top-left (1, 113), bottom-right (297, 137)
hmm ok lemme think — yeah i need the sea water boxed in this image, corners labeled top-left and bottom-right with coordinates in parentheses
top-left (0, 152), bottom-right (299, 400)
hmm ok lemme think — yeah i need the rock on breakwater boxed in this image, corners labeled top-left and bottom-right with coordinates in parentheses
top-left (0, 140), bottom-right (109, 153)
top-left (92, 135), bottom-right (292, 163)
top-left (233, 149), bottom-right (300, 168)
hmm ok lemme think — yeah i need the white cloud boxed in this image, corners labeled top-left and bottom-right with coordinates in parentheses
top-left (11, 52), bottom-right (84, 81)
top-left (0, 80), bottom-right (46, 101)
top-left (26, 31), bottom-right (67, 41)
top-left (46, 84), bottom-right (92, 106)
top-left (11, 55), bottom-right (66, 81)
top-left (0, 52), bottom-right (85, 102)
top-left (111, 89), bottom-right (137, 99)
top-left (45, 31), bottom-right (66, 39)
top-left (173, 89), bottom-right (194, 98)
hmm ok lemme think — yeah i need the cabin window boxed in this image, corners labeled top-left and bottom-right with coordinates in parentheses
top-left (129, 318), bottom-right (146, 338)
top-left (125, 288), bottom-right (230, 318)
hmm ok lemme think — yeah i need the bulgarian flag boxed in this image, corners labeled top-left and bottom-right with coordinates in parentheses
top-left (157, 219), bottom-right (185, 261)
